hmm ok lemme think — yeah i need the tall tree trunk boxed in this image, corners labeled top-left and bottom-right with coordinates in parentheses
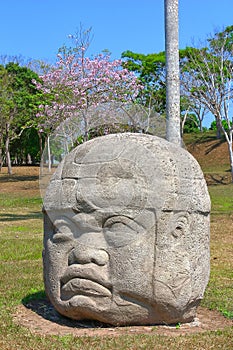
top-left (37, 130), bottom-right (43, 158)
top-left (5, 122), bottom-right (12, 175)
top-left (229, 144), bottom-right (233, 183)
top-left (199, 120), bottom-right (203, 133)
top-left (222, 129), bottom-right (233, 182)
top-left (0, 130), bottom-right (3, 171)
top-left (227, 133), bottom-right (233, 183)
top-left (0, 147), bottom-right (2, 172)
top-left (216, 116), bottom-right (222, 139)
top-left (47, 136), bottom-right (51, 173)
top-left (164, 0), bottom-right (181, 146)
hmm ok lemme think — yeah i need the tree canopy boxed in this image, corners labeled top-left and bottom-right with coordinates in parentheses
top-left (0, 62), bottom-right (42, 172)
top-left (122, 50), bottom-right (166, 113)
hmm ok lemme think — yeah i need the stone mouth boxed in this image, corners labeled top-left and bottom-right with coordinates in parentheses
top-left (60, 264), bottom-right (112, 300)
top-left (61, 278), bottom-right (112, 299)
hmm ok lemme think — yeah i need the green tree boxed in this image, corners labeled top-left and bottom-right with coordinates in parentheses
top-left (0, 65), bottom-right (15, 174)
top-left (180, 26), bottom-right (233, 181)
top-left (0, 63), bottom-right (41, 173)
top-left (182, 114), bottom-right (199, 134)
top-left (10, 127), bottom-right (42, 165)
top-left (210, 119), bottom-right (232, 131)
top-left (122, 50), bottom-right (166, 113)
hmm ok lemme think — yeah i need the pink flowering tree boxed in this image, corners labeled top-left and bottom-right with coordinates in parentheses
top-left (35, 52), bottom-right (142, 140)
top-left (34, 27), bottom-right (142, 175)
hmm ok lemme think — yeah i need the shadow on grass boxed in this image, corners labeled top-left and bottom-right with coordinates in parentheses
top-left (22, 291), bottom-right (74, 326)
top-left (205, 173), bottom-right (232, 185)
top-left (0, 212), bottom-right (42, 222)
top-left (187, 134), bottom-right (217, 145)
top-left (0, 175), bottom-right (39, 183)
top-left (22, 291), bottom-right (112, 329)
top-left (204, 138), bottom-right (226, 155)
top-left (187, 134), bottom-right (225, 150)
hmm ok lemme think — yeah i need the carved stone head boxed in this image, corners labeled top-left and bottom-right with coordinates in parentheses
top-left (43, 133), bottom-right (210, 325)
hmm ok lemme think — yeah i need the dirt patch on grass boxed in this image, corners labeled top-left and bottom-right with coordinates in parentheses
top-left (13, 299), bottom-right (233, 337)
top-left (186, 138), bottom-right (228, 165)
top-left (0, 166), bottom-right (40, 197)
top-left (186, 139), bottom-right (232, 184)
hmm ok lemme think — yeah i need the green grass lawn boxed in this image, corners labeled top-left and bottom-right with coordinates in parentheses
top-left (0, 163), bottom-right (232, 349)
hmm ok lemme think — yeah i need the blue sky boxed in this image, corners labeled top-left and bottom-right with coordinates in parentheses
top-left (1, 0), bottom-right (232, 61)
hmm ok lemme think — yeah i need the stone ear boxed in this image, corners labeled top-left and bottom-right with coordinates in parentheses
top-left (172, 214), bottom-right (189, 238)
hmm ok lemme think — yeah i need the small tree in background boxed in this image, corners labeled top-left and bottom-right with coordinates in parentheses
top-left (35, 53), bottom-right (141, 136)
top-left (35, 27), bottom-right (141, 139)
top-left (34, 27), bottom-right (142, 172)
top-left (0, 63), bottom-right (41, 173)
top-left (181, 26), bottom-right (233, 181)
top-left (122, 50), bottom-right (166, 114)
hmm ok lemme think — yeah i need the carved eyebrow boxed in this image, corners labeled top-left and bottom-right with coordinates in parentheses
top-left (53, 218), bottom-right (70, 226)
top-left (103, 215), bottom-right (134, 225)
top-left (74, 196), bottom-right (99, 213)
top-left (103, 215), bottom-right (144, 233)
top-left (72, 212), bottom-right (103, 232)
top-left (53, 216), bottom-right (102, 236)
top-left (74, 221), bottom-right (102, 233)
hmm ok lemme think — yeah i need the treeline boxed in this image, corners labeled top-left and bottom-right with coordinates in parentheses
top-left (0, 62), bottom-right (44, 172)
top-left (0, 25), bottom-right (233, 177)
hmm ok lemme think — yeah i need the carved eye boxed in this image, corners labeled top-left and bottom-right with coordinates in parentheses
top-left (103, 216), bottom-right (141, 247)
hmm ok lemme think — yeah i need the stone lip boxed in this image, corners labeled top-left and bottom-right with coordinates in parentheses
top-left (61, 278), bottom-right (112, 299)
top-left (60, 263), bottom-right (112, 299)
top-left (60, 264), bottom-right (111, 287)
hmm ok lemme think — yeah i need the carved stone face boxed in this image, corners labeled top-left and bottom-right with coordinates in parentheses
top-left (44, 207), bottom-right (156, 325)
top-left (43, 133), bottom-right (210, 325)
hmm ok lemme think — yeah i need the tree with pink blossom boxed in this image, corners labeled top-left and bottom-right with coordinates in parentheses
top-left (34, 27), bottom-right (143, 174)
top-left (34, 48), bottom-right (142, 140)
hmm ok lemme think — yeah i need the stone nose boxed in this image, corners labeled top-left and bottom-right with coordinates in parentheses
top-left (68, 245), bottom-right (109, 266)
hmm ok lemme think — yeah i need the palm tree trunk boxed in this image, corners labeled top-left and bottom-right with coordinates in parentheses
top-left (164, 0), bottom-right (181, 145)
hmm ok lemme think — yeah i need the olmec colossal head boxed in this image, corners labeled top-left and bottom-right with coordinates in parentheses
top-left (43, 133), bottom-right (210, 326)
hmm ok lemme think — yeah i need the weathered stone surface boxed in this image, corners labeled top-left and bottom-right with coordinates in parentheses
top-left (43, 133), bottom-right (210, 326)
